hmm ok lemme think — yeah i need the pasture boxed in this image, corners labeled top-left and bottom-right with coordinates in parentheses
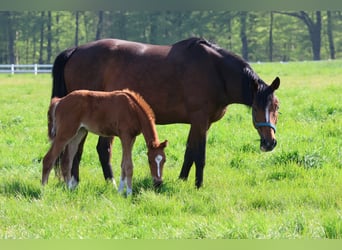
top-left (0, 60), bottom-right (341, 239)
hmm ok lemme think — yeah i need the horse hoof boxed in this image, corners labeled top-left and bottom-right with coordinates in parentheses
top-left (67, 176), bottom-right (78, 190)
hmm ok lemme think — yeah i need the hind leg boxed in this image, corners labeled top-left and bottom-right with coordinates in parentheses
top-left (97, 136), bottom-right (116, 186)
top-left (61, 129), bottom-right (88, 189)
top-left (42, 138), bottom-right (69, 185)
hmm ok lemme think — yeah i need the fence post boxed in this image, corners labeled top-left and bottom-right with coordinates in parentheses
top-left (34, 64), bottom-right (38, 75)
top-left (11, 64), bottom-right (14, 75)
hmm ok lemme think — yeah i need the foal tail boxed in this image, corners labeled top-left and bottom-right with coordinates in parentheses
top-left (47, 97), bottom-right (60, 141)
top-left (51, 47), bottom-right (77, 98)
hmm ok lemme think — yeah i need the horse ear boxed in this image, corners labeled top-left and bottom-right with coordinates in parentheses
top-left (159, 140), bottom-right (168, 149)
top-left (270, 77), bottom-right (280, 91)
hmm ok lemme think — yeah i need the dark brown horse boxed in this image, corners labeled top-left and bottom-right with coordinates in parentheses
top-left (51, 37), bottom-right (280, 188)
top-left (42, 89), bottom-right (167, 195)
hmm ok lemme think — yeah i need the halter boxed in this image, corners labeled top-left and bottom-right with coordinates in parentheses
top-left (254, 121), bottom-right (277, 133)
top-left (252, 106), bottom-right (277, 134)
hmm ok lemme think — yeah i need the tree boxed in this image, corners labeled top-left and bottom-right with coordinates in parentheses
top-left (275, 11), bottom-right (322, 60)
top-left (239, 11), bottom-right (248, 60)
top-left (327, 11), bottom-right (335, 59)
top-left (269, 11), bottom-right (274, 62)
top-left (38, 11), bottom-right (45, 64)
top-left (95, 11), bottom-right (104, 40)
top-left (5, 11), bottom-right (16, 64)
top-left (47, 11), bottom-right (52, 63)
top-left (74, 11), bottom-right (80, 46)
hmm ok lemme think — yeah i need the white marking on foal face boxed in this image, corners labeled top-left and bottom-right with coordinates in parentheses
top-left (155, 154), bottom-right (163, 178)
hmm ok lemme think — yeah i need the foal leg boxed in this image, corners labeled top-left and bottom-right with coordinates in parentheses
top-left (62, 129), bottom-right (87, 189)
top-left (97, 136), bottom-right (115, 186)
top-left (118, 136), bottom-right (135, 196)
top-left (42, 138), bottom-right (69, 185)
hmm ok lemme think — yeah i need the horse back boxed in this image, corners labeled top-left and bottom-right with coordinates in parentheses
top-left (62, 38), bottom-right (228, 124)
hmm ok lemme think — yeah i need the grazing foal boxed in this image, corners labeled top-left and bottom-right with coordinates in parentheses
top-left (42, 89), bottom-right (168, 195)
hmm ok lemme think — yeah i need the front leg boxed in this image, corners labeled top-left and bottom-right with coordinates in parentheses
top-left (118, 135), bottom-right (135, 196)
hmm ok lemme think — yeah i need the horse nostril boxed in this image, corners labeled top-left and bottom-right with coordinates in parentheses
top-left (260, 138), bottom-right (277, 151)
top-left (154, 179), bottom-right (163, 188)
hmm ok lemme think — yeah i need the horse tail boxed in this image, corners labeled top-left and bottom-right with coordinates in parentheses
top-left (51, 47), bottom-right (77, 98)
top-left (47, 97), bottom-right (60, 141)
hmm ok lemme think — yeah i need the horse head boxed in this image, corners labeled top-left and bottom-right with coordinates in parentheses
top-left (252, 77), bottom-right (280, 152)
top-left (147, 140), bottom-right (168, 187)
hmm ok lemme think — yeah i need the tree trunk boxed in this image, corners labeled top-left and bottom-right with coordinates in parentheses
top-left (96, 11), bottom-right (104, 40)
top-left (6, 11), bottom-right (15, 64)
top-left (39, 11), bottom-right (45, 64)
top-left (275, 11), bottom-right (322, 60)
top-left (47, 11), bottom-right (52, 63)
top-left (269, 12), bottom-right (274, 62)
top-left (327, 11), bottom-right (335, 59)
top-left (310, 11), bottom-right (321, 61)
top-left (55, 12), bottom-right (60, 53)
top-left (75, 11), bottom-right (80, 46)
top-left (239, 11), bottom-right (248, 61)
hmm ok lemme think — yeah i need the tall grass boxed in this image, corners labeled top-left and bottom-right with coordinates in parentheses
top-left (0, 60), bottom-right (341, 239)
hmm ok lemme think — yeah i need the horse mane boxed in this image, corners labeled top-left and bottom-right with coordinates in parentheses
top-left (120, 89), bottom-right (159, 148)
top-left (181, 37), bottom-right (272, 108)
top-left (120, 89), bottom-right (155, 123)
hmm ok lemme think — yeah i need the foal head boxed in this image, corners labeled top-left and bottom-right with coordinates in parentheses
top-left (252, 77), bottom-right (280, 152)
top-left (147, 140), bottom-right (168, 187)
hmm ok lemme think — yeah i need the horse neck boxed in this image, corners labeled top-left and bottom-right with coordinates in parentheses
top-left (223, 68), bottom-right (255, 107)
top-left (134, 102), bottom-right (160, 148)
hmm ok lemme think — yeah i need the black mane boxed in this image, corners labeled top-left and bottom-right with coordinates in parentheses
top-left (182, 37), bottom-right (272, 107)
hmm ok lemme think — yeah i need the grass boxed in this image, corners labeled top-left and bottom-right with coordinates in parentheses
top-left (0, 60), bottom-right (341, 239)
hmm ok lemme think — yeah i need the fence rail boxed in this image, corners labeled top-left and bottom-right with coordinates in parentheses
top-left (0, 64), bottom-right (53, 75)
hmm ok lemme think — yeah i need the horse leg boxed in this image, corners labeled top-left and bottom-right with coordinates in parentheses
top-left (70, 131), bottom-right (88, 183)
top-left (194, 135), bottom-right (207, 188)
top-left (118, 135), bottom-right (135, 196)
top-left (179, 136), bottom-right (195, 181)
top-left (179, 119), bottom-right (208, 188)
top-left (42, 139), bottom-right (69, 185)
top-left (62, 129), bottom-right (87, 189)
top-left (96, 136), bottom-right (115, 184)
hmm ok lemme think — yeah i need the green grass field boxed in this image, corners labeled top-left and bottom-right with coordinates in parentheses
top-left (0, 60), bottom-right (341, 239)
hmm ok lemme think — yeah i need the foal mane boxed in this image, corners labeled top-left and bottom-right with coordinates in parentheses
top-left (120, 89), bottom-right (155, 123)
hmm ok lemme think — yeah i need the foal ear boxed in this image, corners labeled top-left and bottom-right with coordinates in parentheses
top-left (270, 77), bottom-right (280, 91)
top-left (159, 140), bottom-right (168, 149)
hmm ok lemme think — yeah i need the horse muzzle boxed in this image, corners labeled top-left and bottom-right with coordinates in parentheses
top-left (260, 138), bottom-right (277, 152)
top-left (153, 178), bottom-right (163, 188)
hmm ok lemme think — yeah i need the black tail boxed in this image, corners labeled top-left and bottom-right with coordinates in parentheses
top-left (51, 47), bottom-right (77, 98)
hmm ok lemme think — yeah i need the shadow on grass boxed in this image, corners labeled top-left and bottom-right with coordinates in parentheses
top-left (0, 179), bottom-right (42, 199)
top-left (131, 176), bottom-right (178, 197)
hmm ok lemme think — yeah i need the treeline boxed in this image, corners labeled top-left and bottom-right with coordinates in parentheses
top-left (1, 11), bottom-right (341, 64)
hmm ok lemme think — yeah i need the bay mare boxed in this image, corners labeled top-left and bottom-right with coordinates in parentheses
top-left (51, 37), bottom-right (280, 188)
top-left (42, 89), bottom-right (168, 195)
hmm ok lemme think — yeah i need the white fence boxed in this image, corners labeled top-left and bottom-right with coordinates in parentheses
top-left (0, 64), bottom-right (53, 75)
